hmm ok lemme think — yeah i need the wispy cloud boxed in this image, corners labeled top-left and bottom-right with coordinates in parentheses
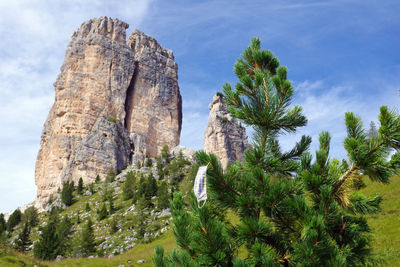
top-left (279, 79), bottom-right (400, 160)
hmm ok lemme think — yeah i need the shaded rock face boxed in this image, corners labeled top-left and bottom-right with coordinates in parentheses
top-left (203, 95), bottom-right (249, 168)
top-left (35, 17), bottom-right (182, 210)
top-left (125, 30), bottom-right (182, 157)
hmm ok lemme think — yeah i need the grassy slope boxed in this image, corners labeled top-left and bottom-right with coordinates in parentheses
top-left (359, 176), bottom-right (400, 266)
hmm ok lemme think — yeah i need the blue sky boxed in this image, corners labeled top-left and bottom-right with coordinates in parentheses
top-left (0, 0), bottom-right (399, 214)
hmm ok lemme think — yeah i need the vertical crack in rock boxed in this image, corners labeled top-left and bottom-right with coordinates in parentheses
top-left (124, 61), bottom-right (139, 131)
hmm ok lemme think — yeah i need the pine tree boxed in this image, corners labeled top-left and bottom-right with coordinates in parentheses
top-left (95, 174), bottom-right (100, 183)
top-left (6, 209), bottom-right (22, 232)
top-left (85, 202), bottom-right (91, 212)
top-left (61, 181), bottom-right (74, 206)
top-left (108, 197), bottom-right (115, 214)
top-left (81, 218), bottom-right (95, 255)
top-left (368, 121), bottom-right (378, 139)
top-left (34, 220), bottom-right (58, 259)
top-left (101, 179), bottom-right (114, 202)
top-left (154, 38), bottom-right (400, 266)
top-left (145, 172), bottom-right (158, 200)
top-left (137, 175), bottom-right (147, 197)
top-left (23, 206), bottom-right (39, 228)
top-left (57, 216), bottom-right (72, 253)
top-left (77, 177), bottom-right (84, 195)
top-left (33, 213), bottom-right (70, 260)
top-left (137, 194), bottom-right (151, 210)
top-left (15, 222), bottom-right (31, 252)
top-left (122, 171), bottom-right (136, 200)
top-left (0, 214), bottom-right (5, 234)
top-left (157, 181), bottom-right (169, 210)
top-left (98, 203), bottom-right (108, 221)
top-left (156, 156), bottom-right (164, 179)
top-left (145, 156), bottom-right (153, 167)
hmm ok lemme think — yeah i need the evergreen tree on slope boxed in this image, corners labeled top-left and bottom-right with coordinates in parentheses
top-left (154, 38), bottom-right (400, 266)
top-left (81, 218), bottom-right (96, 255)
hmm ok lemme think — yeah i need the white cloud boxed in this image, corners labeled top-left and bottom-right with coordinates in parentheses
top-left (279, 79), bottom-right (400, 161)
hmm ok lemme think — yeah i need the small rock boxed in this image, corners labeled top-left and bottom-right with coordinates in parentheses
top-left (159, 208), bottom-right (171, 217)
top-left (55, 255), bottom-right (63, 261)
top-left (137, 259), bottom-right (146, 264)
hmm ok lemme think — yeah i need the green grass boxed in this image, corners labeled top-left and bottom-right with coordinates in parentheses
top-left (359, 176), bottom-right (400, 266)
top-left (0, 246), bottom-right (45, 267)
top-left (46, 230), bottom-right (175, 267)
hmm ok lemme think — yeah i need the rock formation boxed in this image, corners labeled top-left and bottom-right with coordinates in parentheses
top-left (35, 17), bottom-right (182, 210)
top-left (203, 94), bottom-right (249, 168)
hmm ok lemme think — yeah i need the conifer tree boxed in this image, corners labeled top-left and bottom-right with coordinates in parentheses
top-left (98, 203), bottom-right (108, 221)
top-left (0, 214), bottom-right (5, 234)
top-left (109, 197), bottom-right (115, 214)
top-left (154, 38), bottom-right (400, 266)
top-left (15, 222), bottom-right (31, 252)
top-left (34, 212), bottom-right (71, 259)
top-left (157, 181), bottom-right (169, 210)
top-left (156, 156), bottom-right (164, 179)
top-left (81, 218), bottom-right (96, 255)
top-left (6, 209), bottom-right (22, 232)
top-left (57, 216), bottom-right (72, 254)
top-left (137, 175), bottom-right (147, 197)
top-left (137, 194), bottom-right (152, 210)
top-left (145, 156), bottom-right (153, 167)
top-left (95, 174), bottom-right (100, 183)
top-left (77, 177), bottom-right (84, 195)
top-left (85, 202), bottom-right (91, 212)
top-left (101, 179), bottom-right (114, 202)
top-left (23, 206), bottom-right (39, 228)
top-left (145, 172), bottom-right (158, 199)
top-left (34, 219), bottom-right (58, 259)
top-left (61, 181), bottom-right (74, 206)
top-left (122, 171), bottom-right (136, 200)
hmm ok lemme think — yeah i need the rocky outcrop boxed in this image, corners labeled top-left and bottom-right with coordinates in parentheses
top-left (203, 95), bottom-right (249, 168)
top-left (35, 17), bottom-right (182, 210)
top-left (171, 145), bottom-right (196, 161)
top-left (125, 30), bottom-right (182, 157)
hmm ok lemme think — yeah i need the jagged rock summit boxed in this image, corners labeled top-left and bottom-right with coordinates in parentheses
top-left (35, 17), bottom-right (182, 210)
top-left (203, 94), bottom-right (249, 168)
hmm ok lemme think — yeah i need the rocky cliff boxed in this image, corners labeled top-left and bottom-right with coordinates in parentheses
top-left (203, 94), bottom-right (249, 168)
top-left (35, 17), bottom-right (182, 210)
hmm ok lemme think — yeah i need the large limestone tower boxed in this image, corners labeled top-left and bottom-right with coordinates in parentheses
top-left (35, 17), bottom-right (182, 209)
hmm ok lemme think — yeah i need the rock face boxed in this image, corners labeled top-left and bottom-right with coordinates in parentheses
top-left (35, 17), bottom-right (182, 210)
top-left (203, 95), bottom-right (249, 168)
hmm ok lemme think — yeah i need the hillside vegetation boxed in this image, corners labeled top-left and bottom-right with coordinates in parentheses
top-left (0, 146), bottom-right (196, 266)
top-left (1, 174), bottom-right (399, 266)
